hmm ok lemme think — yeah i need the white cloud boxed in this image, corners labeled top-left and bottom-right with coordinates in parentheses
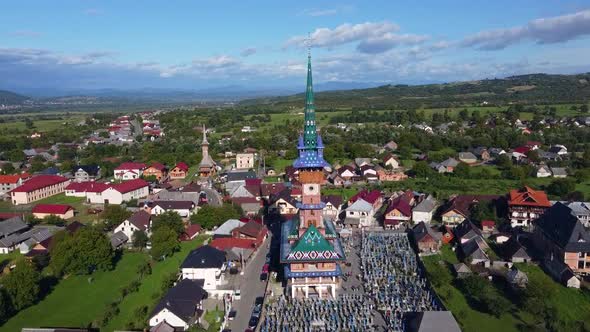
top-left (462, 9), bottom-right (590, 50)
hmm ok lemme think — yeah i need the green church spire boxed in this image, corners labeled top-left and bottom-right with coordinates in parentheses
top-left (303, 53), bottom-right (317, 149)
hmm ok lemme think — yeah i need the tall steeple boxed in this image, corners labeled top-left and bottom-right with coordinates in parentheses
top-left (303, 53), bottom-right (317, 149)
top-left (201, 124), bottom-right (210, 163)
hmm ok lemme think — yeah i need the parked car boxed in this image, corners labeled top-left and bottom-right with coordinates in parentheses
top-left (228, 309), bottom-right (237, 321)
top-left (262, 263), bottom-right (269, 273)
top-left (248, 316), bottom-right (259, 329)
top-left (255, 296), bottom-right (264, 306)
top-left (234, 289), bottom-right (241, 300)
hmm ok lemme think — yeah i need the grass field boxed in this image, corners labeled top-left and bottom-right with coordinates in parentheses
top-left (270, 158), bottom-right (293, 173)
top-left (0, 115), bottom-right (87, 132)
top-left (0, 252), bottom-right (147, 331)
top-left (104, 235), bottom-right (209, 331)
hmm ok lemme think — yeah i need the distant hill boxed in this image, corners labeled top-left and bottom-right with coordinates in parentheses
top-left (0, 90), bottom-right (29, 105)
top-left (240, 73), bottom-right (590, 109)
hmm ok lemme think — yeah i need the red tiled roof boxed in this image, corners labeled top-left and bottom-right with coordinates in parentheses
top-left (173, 162), bottom-right (189, 172)
top-left (384, 196), bottom-right (412, 217)
top-left (0, 173), bottom-right (29, 184)
top-left (114, 162), bottom-right (147, 171)
top-left (209, 237), bottom-right (257, 250)
top-left (111, 179), bottom-right (149, 194)
top-left (443, 194), bottom-right (501, 217)
top-left (261, 183), bottom-right (286, 197)
top-left (32, 204), bottom-right (73, 215)
top-left (508, 186), bottom-right (551, 207)
top-left (290, 187), bottom-right (302, 196)
top-left (10, 175), bottom-right (69, 193)
top-left (349, 189), bottom-right (381, 205)
top-left (65, 181), bottom-right (110, 193)
top-left (234, 221), bottom-right (265, 238)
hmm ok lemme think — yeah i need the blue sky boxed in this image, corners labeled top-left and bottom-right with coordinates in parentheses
top-left (2, 0), bottom-right (590, 91)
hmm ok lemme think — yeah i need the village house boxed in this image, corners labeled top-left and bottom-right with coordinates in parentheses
top-left (551, 167), bottom-right (567, 178)
top-left (412, 195), bottom-right (438, 223)
top-left (430, 158), bottom-right (459, 173)
top-left (441, 195), bottom-right (499, 226)
top-left (143, 163), bottom-right (168, 181)
top-left (223, 170), bottom-right (257, 194)
top-left (411, 222), bottom-right (442, 254)
top-left (322, 195), bottom-right (342, 221)
top-left (235, 153), bottom-right (255, 170)
top-left (337, 165), bottom-right (356, 181)
top-left (471, 147), bottom-right (491, 161)
top-left (382, 140), bottom-right (398, 152)
top-left (382, 154), bottom-right (400, 169)
top-left (169, 162), bottom-right (189, 180)
top-left (231, 220), bottom-right (267, 247)
top-left (86, 179), bottom-right (149, 205)
top-left (383, 196), bottom-right (412, 229)
top-left (269, 189), bottom-right (299, 215)
top-left (71, 165), bottom-right (100, 182)
top-left (533, 203), bottom-right (590, 276)
top-left (0, 173), bottom-right (30, 195)
top-left (113, 162), bottom-right (146, 180)
top-left (556, 201), bottom-right (590, 227)
top-left (0, 216), bottom-right (28, 254)
top-left (213, 219), bottom-right (246, 239)
top-left (260, 182), bottom-right (286, 200)
top-left (454, 220), bottom-right (484, 244)
top-left (113, 210), bottom-right (152, 242)
top-left (10, 175), bottom-right (70, 205)
top-left (461, 236), bottom-right (490, 266)
top-left (536, 165), bottom-right (552, 178)
top-left (508, 186), bottom-right (551, 228)
top-left (377, 168), bottom-right (408, 182)
top-left (19, 227), bottom-right (55, 255)
top-left (149, 279), bottom-right (207, 331)
top-left (354, 158), bottom-right (372, 168)
top-left (181, 245), bottom-right (227, 290)
top-left (32, 204), bottom-right (74, 219)
top-left (349, 189), bottom-right (383, 210)
top-left (147, 200), bottom-right (195, 218)
top-left (502, 237), bottom-right (531, 263)
top-left (344, 198), bottom-right (375, 228)
top-left (458, 152), bottom-right (478, 164)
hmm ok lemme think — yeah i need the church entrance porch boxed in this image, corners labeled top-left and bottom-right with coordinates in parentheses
top-left (290, 282), bottom-right (337, 299)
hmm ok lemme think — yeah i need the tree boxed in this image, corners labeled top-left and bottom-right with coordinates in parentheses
top-left (496, 154), bottom-right (512, 170)
top-left (132, 230), bottom-right (149, 249)
top-left (49, 227), bottom-right (114, 276)
top-left (411, 161), bottom-right (432, 178)
top-left (454, 162), bottom-right (471, 178)
top-left (0, 288), bottom-right (12, 323)
top-left (150, 226), bottom-right (180, 260)
top-left (580, 104), bottom-right (589, 113)
top-left (547, 178), bottom-right (576, 199)
top-left (43, 215), bottom-right (66, 227)
top-left (101, 205), bottom-right (132, 231)
top-left (1, 260), bottom-right (40, 311)
top-left (1, 163), bottom-right (15, 175)
top-left (152, 211), bottom-right (184, 236)
top-left (190, 204), bottom-right (241, 230)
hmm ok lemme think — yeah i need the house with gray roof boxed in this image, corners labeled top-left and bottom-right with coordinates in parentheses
top-left (458, 152), bottom-right (477, 164)
top-left (213, 219), bottom-right (245, 238)
top-left (550, 167), bottom-right (567, 178)
top-left (412, 195), bottom-right (438, 223)
top-left (344, 198), bottom-right (375, 228)
top-left (0, 216), bottom-right (28, 254)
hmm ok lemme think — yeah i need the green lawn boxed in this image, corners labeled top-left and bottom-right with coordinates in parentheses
top-left (1, 253), bottom-right (147, 331)
top-left (0, 193), bottom-right (99, 224)
top-left (422, 247), bottom-right (526, 332)
top-left (270, 158), bottom-right (294, 173)
top-left (0, 116), bottom-right (87, 132)
top-left (423, 246), bottom-right (590, 332)
top-left (104, 235), bottom-right (210, 331)
top-left (322, 187), bottom-right (358, 201)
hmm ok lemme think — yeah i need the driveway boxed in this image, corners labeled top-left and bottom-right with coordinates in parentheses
top-left (227, 237), bottom-right (270, 331)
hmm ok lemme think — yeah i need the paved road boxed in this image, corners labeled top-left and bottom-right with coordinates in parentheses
top-left (227, 237), bottom-right (270, 331)
top-left (201, 187), bottom-right (222, 207)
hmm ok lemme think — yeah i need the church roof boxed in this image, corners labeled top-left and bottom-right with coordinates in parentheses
top-left (285, 225), bottom-right (342, 262)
